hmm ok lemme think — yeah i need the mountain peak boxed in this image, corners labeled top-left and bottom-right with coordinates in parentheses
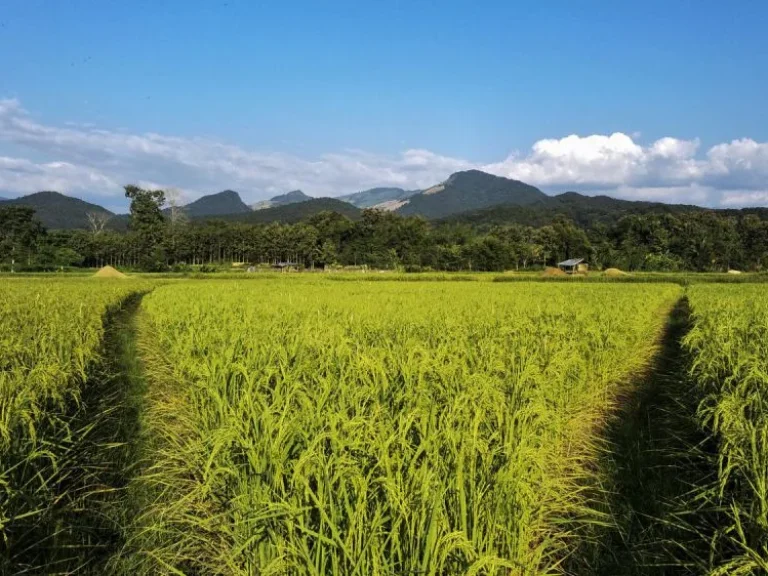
top-left (272, 190), bottom-right (310, 203)
top-left (183, 190), bottom-right (251, 217)
top-left (0, 190), bottom-right (114, 229)
top-left (337, 187), bottom-right (416, 208)
top-left (396, 169), bottom-right (547, 219)
top-left (252, 189), bottom-right (312, 210)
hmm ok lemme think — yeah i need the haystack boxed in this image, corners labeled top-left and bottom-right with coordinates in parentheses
top-left (93, 265), bottom-right (127, 278)
top-left (542, 266), bottom-right (566, 277)
top-left (604, 268), bottom-right (628, 277)
top-left (727, 269), bottom-right (743, 275)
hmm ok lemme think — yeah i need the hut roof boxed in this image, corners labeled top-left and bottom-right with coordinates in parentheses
top-left (557, 258), bottom-right (585, 267)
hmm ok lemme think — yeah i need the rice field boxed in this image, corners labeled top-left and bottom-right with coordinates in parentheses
top-left (2, 275), bottom-right (768, 574)
top-left (0, 278), bottom-right (150, 572)
top-left (122, 280), bottom-right (680, 574)
top-left (684, 285), bottom-right (768, 575)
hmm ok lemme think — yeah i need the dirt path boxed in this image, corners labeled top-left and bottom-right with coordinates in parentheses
top-left (572, 297), bottom-right (720, 575)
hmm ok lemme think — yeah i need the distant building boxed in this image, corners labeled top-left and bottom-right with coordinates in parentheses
top-left (272, 261), bottom-right (298, 272)
top-left (557, 258), bottom-right (588, 274)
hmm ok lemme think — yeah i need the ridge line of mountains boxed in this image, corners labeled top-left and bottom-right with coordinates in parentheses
top-left (1, 169), bottom-right (765, 231)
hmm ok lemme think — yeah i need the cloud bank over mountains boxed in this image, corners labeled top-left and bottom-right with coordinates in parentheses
top-left (1, 98), bottom-right (766, 208)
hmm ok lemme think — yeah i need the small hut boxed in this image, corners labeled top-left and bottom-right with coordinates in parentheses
top-left (272, 261), bottom-right (298, 273)
top-left (557, 258), bottom-right (588, 274)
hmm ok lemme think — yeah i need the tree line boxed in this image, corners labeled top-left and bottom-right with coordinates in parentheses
top-left (2, 186), bottom-right (768, 272)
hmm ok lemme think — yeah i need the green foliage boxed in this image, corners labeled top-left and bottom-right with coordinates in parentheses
top-left (0, 205), bottom-right (46, 267)
top-left (684, 286), bottom-right (768, 574)
top-left (125, 185), bottom-right (167, 270)
top-left (0, 279), bottom-right (149, 571)
top-left (125, 185), bottom-right (165, 237)
top-left (121, 280), bottom-right (679, 574)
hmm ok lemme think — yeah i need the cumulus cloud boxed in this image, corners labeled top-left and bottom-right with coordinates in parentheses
top-left (483, 133), bottom-right (706, 188)
top-left (1, 98), bottom-right (767, 208)
top-left (481, 132), bottom-right (768, 206)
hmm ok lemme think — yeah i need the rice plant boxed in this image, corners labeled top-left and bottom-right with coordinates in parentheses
top-left (0, 278), bottom-right (148, 573)
top-left (684, 285), bottom-right (768, 574)
top-left (120, 280), bottom-right (679, 575)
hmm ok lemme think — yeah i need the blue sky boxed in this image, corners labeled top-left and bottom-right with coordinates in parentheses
top-left (1, 0), bottom-right (767, 210)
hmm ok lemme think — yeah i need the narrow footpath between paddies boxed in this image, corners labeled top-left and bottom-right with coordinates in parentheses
top-left (567, 297), bottom-right (722, 575)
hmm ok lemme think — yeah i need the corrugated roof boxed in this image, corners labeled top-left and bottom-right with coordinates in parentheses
top-left (557, 258), bottom-right (585, 267)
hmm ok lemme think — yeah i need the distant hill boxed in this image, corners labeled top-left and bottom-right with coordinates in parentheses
top-left (252, 190), bottom-right (312, 210)
top-left (0, 191), bottom-right (115, 230)
top-left (443, 192), bottom-right (707, 229)
top-left (213, 198), bottom-right (360, 224)
top-left (7, 171), bottom-right (764, 233)
top-left (181, 190), bottom-right (251, 217)
top-left (338, 187), bottom-right (417, 209)
top-left (395, 170), bottom-right (547, 219)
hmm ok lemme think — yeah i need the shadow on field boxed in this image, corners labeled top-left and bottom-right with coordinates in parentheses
top-left (2, 294), bottom-right (146, 575)
top-left (567, 297), bottom-right (720, 576)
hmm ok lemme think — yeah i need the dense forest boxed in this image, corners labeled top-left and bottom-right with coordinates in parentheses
top-left (2, 186), bottom-right (768, 273)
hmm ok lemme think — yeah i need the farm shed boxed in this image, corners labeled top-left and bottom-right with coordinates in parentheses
top-left (272, 261), bottom-right (298, 272)
top-left (557, 258), bottom-right (588, 274)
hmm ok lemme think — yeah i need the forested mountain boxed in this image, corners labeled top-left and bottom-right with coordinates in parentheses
top-left (395, 170), bottom-right (547, 219)
top-left (214, 198), bottom-right (360, 224)
top-left (4, 181), bottom-right (768, 273)
top-left (445, 192), bottom-right (707, 229)
top-left (338, 187), bottom-right (417, 209)
top-left (252, 190), bottom-right (312, 210)
top-left (5, 169), bottom-right (768, 236)
top-left (181, 190), bottom-right (251, 217)
top-left (0, 191), bottom-right (115, 230)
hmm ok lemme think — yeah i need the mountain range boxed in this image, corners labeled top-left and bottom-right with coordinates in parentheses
top-left (0, 170), bottom-right (754, 231)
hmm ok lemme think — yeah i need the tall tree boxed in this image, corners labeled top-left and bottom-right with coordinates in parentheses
top-left (0, 206), bottom-right (46, 270)
top-left (125, 185), bottom-right (166, 269)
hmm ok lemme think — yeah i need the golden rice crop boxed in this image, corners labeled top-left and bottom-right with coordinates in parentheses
top-left (122, 280), bottom-right (680, 575)
top-left (684, 285), bottom-right (768, 575)
top-left (0, 278), bottom-right (148, 572)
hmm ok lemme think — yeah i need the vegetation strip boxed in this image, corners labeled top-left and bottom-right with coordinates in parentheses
top-left (0, 280), bottom-right (151, 574)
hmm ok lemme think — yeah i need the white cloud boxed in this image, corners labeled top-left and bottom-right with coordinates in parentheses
top-left (1, 98), bottom-right (768, 208)
top-left (0, 156), bottom-right (118, 195)
top-left (482, 133), bottom-right (706, 188)
top-left (720, 190), bottom-right (768, 207)
top-left (611, 184), bottom-right (713, 205)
